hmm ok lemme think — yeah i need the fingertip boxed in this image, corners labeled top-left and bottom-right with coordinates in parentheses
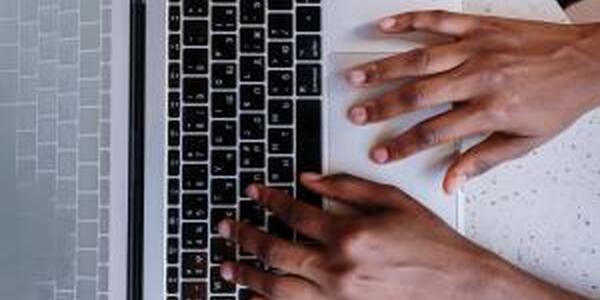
top-left (348, 106), bottom-right (368, 125)
top-left (347, 70), bottom-right (367, 86)
top-left (301, 172), bottom-right (323, 182)
top-left (220, 262), bottom-right (236, 282)
top-left (218, 219), bottom-right (234, 239)
top-left (379, 17), bottom-right (397, 31)
top-left (371, 147), bottom-right (390, 164)
top-left (245, 184), bottom-right (260, 199)
top-left (444, 173), bottom-right (468, 195)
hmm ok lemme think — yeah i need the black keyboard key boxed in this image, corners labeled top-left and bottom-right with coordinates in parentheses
top-left (211, 178), bottom-right (236, 205)
top-left (168, 151), bottom-right (180, 176)
top-left (211, 208), bottom-right (236, 234)
top-left (212, 6), bottom-right (237, 31)
top-left (169, 34), bottom-right (181, 59)
top-left (169, 6), bottom-right (181, 32)
top-left (182, 223), bottom-right (208, 249)
top-left (182, 282), bottom-right (207, 300)
top-left (297, 64), bottom-right (322, 96)
top-left (183, 194), bottom-right (209, 220)
top-left (167, 267), bottom-right (179, 294)
top-left (182, 252), bottom-right (208, 278)
top-left (240, 85), bottom-right (265, 110)
top-left (240, 172), bottom-right (265, 197)
top-left (212, 34), bottom-right (237, 60)
top-left (183, 106), bottom-right (208, 132)
top-left (238, 289), bottom-right (254, 300)
top-left (268, 71), bottom-right (293, 96)
top-left (211, 150), bottom-right (237, 176)
top-left (167, 238), bottom-right (179, 264)
top-left (268, 42), bottom-right (293, 68)
top-left (210, 238), bottom-right (236, 264)
top-left (268, 128), bottom-right (293, 154)
top-left (169, 63), bottom-right (180, 88)
top-left (211, 92), bottom-right (236, 118)
top-left (296, 6), bottom-right (321, 32)
top-left (268, 157), bottom-right (294, 183)
top-left (297, 100), bottom-right (322, 206)
top-left (210, 266), bottom-right (236, 294)
top-left (268, 0), bottom-right (292, 10)
top-left (240, 200), bottom-right (265, 227)
top-left (182, 135), bottom-right (208, 161)
top-left (240, 114), bottom-right (265, 140)
top-left (240, 143), bottom-right (265, 168)
top-left (212, 63), bottom-right (237, 89)
top-left (168, 208), bottom-right (180, 234)
top-left (211, 121), bottom-right (236, 146)
top-left (183, 0), bottom-right (208, 16)
top-left (168, 92), bottom-right (181, 118)
top-left (168, 179), bottom-right (180, 205)
top-left (183, 77), bottom-right (208, 103)
top-left (297, 35), bottom-right (321, 60)
top-left (183, 164), bottom-right (208, 190)
top-left (183, 48), bottom-right (208, 74)
top-left (183, 20), bottom-right (208, 45)
top-left (296, 100), bottom-right (321, 172)
top-left (269, 216), bottom-right (294, 240)
top-left (241, 0), bottom-right (265, 24)
top-left (268, 99), bottom-right (293, 125)
top-left (168, 121), bottom-right (180, 147)
top-left (268, 13), bottom-right (293, 38)
top-left (241, 28), bottom-right (265, 53)
top-left (240, 56), bottom-right (265, 82)
top-left (211, 297), bottom-right (235, 300)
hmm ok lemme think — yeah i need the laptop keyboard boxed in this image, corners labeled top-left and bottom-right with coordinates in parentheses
top-left (166, 0), bottom-right (323, 299)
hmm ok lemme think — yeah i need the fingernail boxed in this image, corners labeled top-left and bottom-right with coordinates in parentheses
top-left (379, 17), bottom-right (397, 30)
top-left (302, 172), bottom-right (323, 181)
top-left (245, 185), bottom-right (260, 199)
top-left (348, 70), bottom-right (367, 86)
top-left (447, 175), bottom-right (468, 194)
top-left (220, 263), bottom-right (234, 281)
top-left (218, 220), bottom-right (232, 238)
top-left (372, 148), bottom-right (389, 164)
top-left (349, 106), bottom-right (368, 125)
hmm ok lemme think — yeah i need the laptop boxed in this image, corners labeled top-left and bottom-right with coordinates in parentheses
top-left (0, 0), bottom-right (460, 299)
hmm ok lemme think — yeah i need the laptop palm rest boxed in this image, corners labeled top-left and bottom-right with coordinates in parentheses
top-left (326, 53), bottom-right (459, 227)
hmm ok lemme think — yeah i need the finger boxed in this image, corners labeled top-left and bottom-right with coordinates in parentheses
top-left (346, 42), bottom-right (473, 88)
top-left (378, 10), bottom-right (480, 36)
top-left (246, 185), bottom-right (336, 242)
top-left (370, 104), bottom-right (495, 164)
top-left (219, 219), bottom-right (326, 282)
top-left (349, 70), bottom-right (480, 125)
top-left (300, 173), bottom-right (418, 211)
top-left (221, 262), bottom-right (324, 300)
top-left (444, 134), bottom-right (545, 194)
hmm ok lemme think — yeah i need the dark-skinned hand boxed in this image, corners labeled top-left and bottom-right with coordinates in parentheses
top-left (346, 11), bottom-right (600, 193)
top-left (217, 173), bottom-right (586, 300)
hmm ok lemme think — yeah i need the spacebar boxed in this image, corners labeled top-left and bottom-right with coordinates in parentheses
top-left (296, 100), bottom-right (322, 207)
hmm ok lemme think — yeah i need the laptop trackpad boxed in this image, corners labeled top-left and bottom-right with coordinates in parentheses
top-left (326, 53), bottom-right (458, 226)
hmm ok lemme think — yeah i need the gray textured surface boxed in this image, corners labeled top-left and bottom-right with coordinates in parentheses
top-left (462, 0), bottom-right (600, 298)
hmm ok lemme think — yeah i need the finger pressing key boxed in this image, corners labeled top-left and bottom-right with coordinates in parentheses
top-left (246, 184), bottom-right (337, 243)
top-left (219, 219), bottom-right (326, 284)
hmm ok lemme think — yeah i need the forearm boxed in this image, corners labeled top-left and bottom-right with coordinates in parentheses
top-left (480, 257), bottom-right (589, 300)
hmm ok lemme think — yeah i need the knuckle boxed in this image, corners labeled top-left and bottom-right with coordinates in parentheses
top-left (257, 240), bottom-right (279, 266)
top-left (403, 84), bottom-right (427, 110)
top-left (407, 48), bottom-right (432, 75)
top-left (414, 124), bottom-right (442, 149)
top-left (481, 100), bottom-right (509, 124)
top-left (337, 224), bottom-right (373, 256)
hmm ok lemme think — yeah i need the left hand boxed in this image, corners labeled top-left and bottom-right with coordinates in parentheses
top-left (217, 174), bottom-right (583, 300)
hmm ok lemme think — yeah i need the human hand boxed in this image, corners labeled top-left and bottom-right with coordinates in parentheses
top-left (217, 174), bottom-right (584, 300)
top-left (346, 11), bottom-right (600, 193)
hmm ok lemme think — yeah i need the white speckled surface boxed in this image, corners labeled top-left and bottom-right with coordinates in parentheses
top-left (462, 0), bottom-right (600, 298)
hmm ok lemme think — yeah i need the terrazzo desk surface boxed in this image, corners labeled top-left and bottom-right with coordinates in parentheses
top-left (461, 0), bottom-right (600, 298)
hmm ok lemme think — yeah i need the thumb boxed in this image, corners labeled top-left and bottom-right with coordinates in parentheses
top-left (444, 134), bottom-right (545, 194)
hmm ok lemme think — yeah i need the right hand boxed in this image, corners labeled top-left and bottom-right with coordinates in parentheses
top-left (345, 11), bottom-right (600, 193)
